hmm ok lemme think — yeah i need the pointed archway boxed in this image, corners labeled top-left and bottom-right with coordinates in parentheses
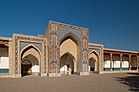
top-left (89, 51), bottom-right (99, 72)
top-left (60, 35), bottom-right (79, 75)
top-left (21, 60), bottom-right (32, 76)
top-left (89, 58), bottom-right (97, 72)
top-left (21, 45), bottom-right (41, 77)
top-left (60, 53), bottom-right (76, 74)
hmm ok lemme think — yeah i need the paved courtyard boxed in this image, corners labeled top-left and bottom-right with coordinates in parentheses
top-left (0, 73), bottom-right (139, 92)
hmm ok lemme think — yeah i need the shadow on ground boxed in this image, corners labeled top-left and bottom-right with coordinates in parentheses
top-left (116, 73), bottom-right (139, 92)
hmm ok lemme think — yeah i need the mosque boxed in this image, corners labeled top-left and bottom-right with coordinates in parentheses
top-left (0, 21), bottom-right (138, 78)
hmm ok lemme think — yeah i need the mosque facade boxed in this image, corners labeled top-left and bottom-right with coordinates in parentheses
top-left (0, 21), bottom-right (138, 78)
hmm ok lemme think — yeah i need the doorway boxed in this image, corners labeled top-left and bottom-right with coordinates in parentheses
top-left (21, 60), bottom-right (32, 76)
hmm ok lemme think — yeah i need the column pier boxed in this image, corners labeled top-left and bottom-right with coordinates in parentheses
top-left (110, 53), bottom-right (113, 71)
top-left (129, 55), bottom-right (131, 70)
top-left (120, 54), bottom-right (123, 71)
top-left (137, 55), bottom-right (138, 71)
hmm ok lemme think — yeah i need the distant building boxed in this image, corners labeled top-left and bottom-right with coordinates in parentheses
top-left (0, 21), bottom-right (138, 78)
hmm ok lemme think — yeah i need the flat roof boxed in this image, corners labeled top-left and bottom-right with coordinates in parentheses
top-left (104, 48), bottom-right (138, 54)
top-left (89, 43), bottom-right (104, 47)
top-left (0, 37), bottom-right (12, 41)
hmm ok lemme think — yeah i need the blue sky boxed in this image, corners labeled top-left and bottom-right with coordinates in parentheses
top-left (0, 0), bottom-right (139, 51)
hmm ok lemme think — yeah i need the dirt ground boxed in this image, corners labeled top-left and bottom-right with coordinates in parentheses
top-left (0, 73), bottom-right (139, 92)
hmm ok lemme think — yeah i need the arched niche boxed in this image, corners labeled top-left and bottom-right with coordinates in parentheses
top-left (89, 51), bottom-right (99, 72)
top-left (60, 52), bottom-right (76, 74)
top-left (20, 45), bottom-right (41, 76)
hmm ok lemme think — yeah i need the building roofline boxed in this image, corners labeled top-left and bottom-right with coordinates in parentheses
top-left (104, 48), bottom-right (138, 53)
top-left (0, 37), bottom-right (12, 41)
top-left (13, 33), bottom-right (46, 38)
top-left (48, 20), bottom-right (88, 30)
top-left (89, 43), bottom-right (104, 47)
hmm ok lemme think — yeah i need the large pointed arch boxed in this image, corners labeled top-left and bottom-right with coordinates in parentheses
top-left (60, 34), bottom-right (80, 61)
top-left (60, 33), bottom-right (80, 75)
top-left (60, 33), bottom-right (80, 45)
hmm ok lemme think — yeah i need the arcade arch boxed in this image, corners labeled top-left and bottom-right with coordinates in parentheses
top-left (89, 51), bottom-right (99, 72)
top-left (60, 53), bottom-right (76, 74)
top-left (60, 36), bottom-right (79, 74)
top-left (21, 45), bottom-right (41, 76)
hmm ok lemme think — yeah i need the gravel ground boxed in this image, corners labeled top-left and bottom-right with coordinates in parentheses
top-left (0, 73), bottom-right (139, 92)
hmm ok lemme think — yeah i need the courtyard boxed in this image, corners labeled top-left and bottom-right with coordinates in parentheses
top-left (0, 73), bottom-right (139, 92)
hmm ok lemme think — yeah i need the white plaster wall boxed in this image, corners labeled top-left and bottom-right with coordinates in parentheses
top-left (32, 65), bottom-right (40, 72)
top-left (0, 57), bottom-right (9, 69)
top-left (0, 48), bottom-right (9, 69)
top-left (113, 61), bottom-right (120, 68)
top-left (104, 60), bottom-right (110, 68)
top-left (122, 61), bottom-right (129, 68)
top-left (60, 65), bottom-right (68, 73)
top-left (88, 66), bottom-right (90, 71)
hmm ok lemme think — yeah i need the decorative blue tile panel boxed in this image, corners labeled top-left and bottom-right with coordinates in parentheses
top-left (89, 48), bottom-right (100, 55)
top-left (20, 42), bottom-right (42, 51)
top-left (14, 35), bottom-right (47, 74)
top-left (58, 27), bottom-right (81, 40)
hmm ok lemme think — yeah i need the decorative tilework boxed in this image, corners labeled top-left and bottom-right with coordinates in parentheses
top-left (58, 27), bottom-right (81, 40)
top-left (20, 42), bottom-right (42, 51)
top-left (14, 35), bottom-right (47, 74)
top-left (89, 48), bottom-right (100, 55)
top-left (48, 22), bottom-right (89, 73)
